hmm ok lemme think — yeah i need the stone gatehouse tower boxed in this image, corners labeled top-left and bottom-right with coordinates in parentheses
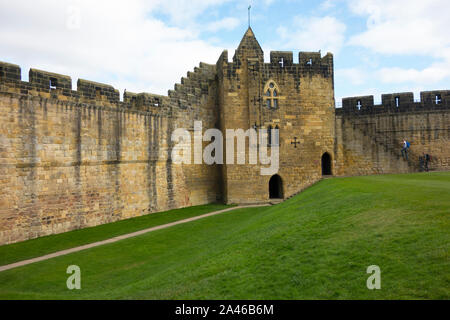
top-left (217, 27), bottom-right (335, 203)
top-left (0, 28), bottom-right (448, 245)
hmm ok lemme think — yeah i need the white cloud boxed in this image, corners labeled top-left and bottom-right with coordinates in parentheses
top-left (348, 0), bottom-right (450, 57)
top-left (153, 0), bottom-right (233, 26)
top-left (206, 17), bottom-right (240, 32)
top-left (320, 0), bottom-right (336, 10)
top-left (377, 63), bottom-right (450, 85)
top-left (347, 0), bottom-right (450, 86)
top-left (276, 16), bottom-right (347, 54)
top-left (0, 0), bottom-right (231, 96)
top-left (336, 68), bottom-right (366, 85)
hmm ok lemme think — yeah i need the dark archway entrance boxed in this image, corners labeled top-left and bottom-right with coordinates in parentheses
top-left (269, 174), bottom-right (283, 199)
top-left (322, 152), bottom-right (332, 176)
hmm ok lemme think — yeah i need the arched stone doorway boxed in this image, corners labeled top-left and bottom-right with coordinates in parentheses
top-left (322, 152), bottom-right (332, 176)
top-left (269, 174), bottom-right (283, 199)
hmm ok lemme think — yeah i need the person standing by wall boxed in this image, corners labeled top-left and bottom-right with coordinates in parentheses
top-left (424, 153), bottom-right (431, 172)
top-left (401, 139), bottom-right (410, 160)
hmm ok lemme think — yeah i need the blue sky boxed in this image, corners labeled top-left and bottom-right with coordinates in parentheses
top-left (1, 0), bottom-right (449, 104)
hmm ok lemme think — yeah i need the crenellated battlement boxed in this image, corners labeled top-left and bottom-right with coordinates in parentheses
top-left (219, 46), bottom-right (333, 79)
top-left (0, 61), bottom-right (177, 113)
top-left (77, 79), bottom-right (120, 103)
top-left (270, 51), bottom-right (293, 66)
top-left (338, 90), bottom-right (450, 115)
top-left (168, 62), bottom-right (216, 110)
top-left (0, 61), bottom-right (120, 103)
top-left (0, 61), bottom-right (21, 82)
top-left (124, 91), bottom-right (168, 112)
top-left (216, 28), bottom-right (333, 80)
top-left (0, 59), bottom-right (221, 118)
top-left (29, 68), bottom-right (72, 90)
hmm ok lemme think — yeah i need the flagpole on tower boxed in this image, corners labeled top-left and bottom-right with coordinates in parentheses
top-left (248, 5), bottom-right (251, 28)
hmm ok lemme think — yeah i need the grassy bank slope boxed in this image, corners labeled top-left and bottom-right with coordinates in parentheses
top-left (0, 172), bottom-right (448, 299)
top-left (0, 203), bottom-right (231, 266)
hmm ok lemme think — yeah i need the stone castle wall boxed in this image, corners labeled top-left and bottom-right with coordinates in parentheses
top-left (0, 29), bottom-right (449, 245)
top-left (217, 29), bottom-right (335, 204)
top-left (335, 91), bottom-right (450, 175)
top-left (0, 61), bottom-right (221, 245)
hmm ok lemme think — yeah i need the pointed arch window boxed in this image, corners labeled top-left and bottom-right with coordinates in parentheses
top-left (273, 125), bottom-right (280, 146)
top-left (264, 80), bottom-right (280, 109)
top-left (267, 125), bottom-right (273, 146)
top-left (267, 125), bottom-right (280, 147)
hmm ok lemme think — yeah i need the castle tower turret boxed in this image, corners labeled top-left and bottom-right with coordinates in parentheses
top-left (233, 27), bottom-right (264, 64)
top-left (217, 28), bottom-right (336, 204)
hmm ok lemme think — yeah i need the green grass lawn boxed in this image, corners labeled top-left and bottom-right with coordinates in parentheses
top-left (0, 203), bottom-right (231, 266)
top-left (0, 172), bottom-right (448, 299)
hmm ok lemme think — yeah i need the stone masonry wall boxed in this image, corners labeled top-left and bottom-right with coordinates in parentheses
top-left (335, 91), bottom-right (450, 175)
top-left (217, 28), bottom-right (335, 204)
top-left (1, 28), bottom-right (449, 245)
top-left (0, 61), bottom-right (221, 245)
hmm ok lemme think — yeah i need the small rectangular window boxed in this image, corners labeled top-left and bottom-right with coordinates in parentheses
top-left (435, 94), bottom-right (442, 104)
top-left (49, 78), bottom-right (58, 89)
top-left (266, 99), bottom-right (271, 108)
top-left (395, 96), bottom-right (400, 107)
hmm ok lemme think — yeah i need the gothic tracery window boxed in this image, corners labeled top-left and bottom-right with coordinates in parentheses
top-left (264, 80), bottom-right (280, 109)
